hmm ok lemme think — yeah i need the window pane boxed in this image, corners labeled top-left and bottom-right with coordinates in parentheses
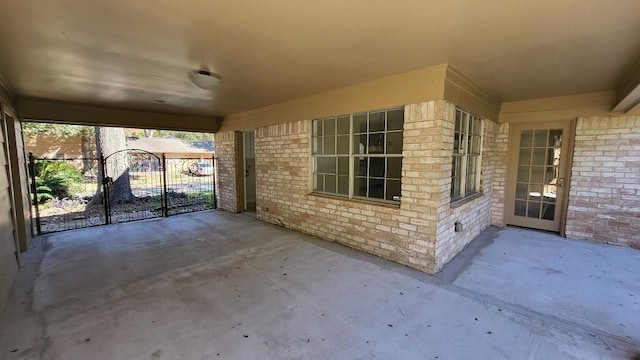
top-left (324, 118), bottom-right (336, 136)
top-left (386, 179), bottom-right (401, 201)
top-left (386, 131), bottom-right (402, 154)
top-left (313, 120), bottom-right (323, 136)
top-left (317, 157), bottom-right (336, 174)
top-left (369, 111), bottom-right (384, 132)
top-left (355, 157), bottom-right (368, 177)
top-left (370, 157), bottom-right (385, 178)
top-left (466, 173), bottom-right (475, 193)
top-left (368, 133), bottom-right (384, 154)
top-left (549, 129), bottom-right (562, 147)
top-left (338, 156), bottom-right (349, 176)
top-left (354, 177), bottom-right (367, 197)
top-left (314, 174), bottom-right (323, 192)
top-left (337, 135), bottom-right (349, 154)
top-left (354, 134), bottom-right (367, 154)
top-left (387, 108), bottom-right (403, 131)
top-left (323, 136), bottom-right (335, 155)
top-left (337, 116), bottom-right (350, 135)
top-left (387, 157), bottom-right (402, 179)
top-left (312, 136), bottom-right (321, 155)
top-left (455, 109), bottom-right (462, 132)
top-left (452, 156), bottom-right (461, 178)
top-left (353, 113), bottom-right (367, 133)
top-left (454, 132), bottom-right (462, 153)
top-left (325, 175), bottom-right (337, 193)
top-left (530, 166), bottom-right (544, 184)
top-left (369, 178), bottom-right (384, 199)
top-left (337, 176), bottom-right (349, 195)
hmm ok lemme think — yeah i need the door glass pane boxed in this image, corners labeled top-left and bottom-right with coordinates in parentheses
top-left (531, 148), bottom-right (545, 165)
top-left (519, 148), bottom-right (531, 165)
top-left (529, 166), bottom-right (544, 184)
top-left (515, 183), bottom-right (527, 200)
top-left (520, 130), bottom-right (533, 147)
top-left (527, 201), bottom-right (541, 219)
top-left (517, 166), bottom-right (529, 182)
top-left (533, 129), bottom-right (547, 147)
top-left (512, 127), bottom-right (563, 222)
top-left (514, 200), bottom-right (526, 216)
top-left (542, 203), bottom-right (555, 220)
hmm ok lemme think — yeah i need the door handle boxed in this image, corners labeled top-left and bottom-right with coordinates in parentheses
top-left (558, 178), bottom-right (565, 187)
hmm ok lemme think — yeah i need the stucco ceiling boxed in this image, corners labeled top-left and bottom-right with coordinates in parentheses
top-left (0, 0), bottom-right (639, 117)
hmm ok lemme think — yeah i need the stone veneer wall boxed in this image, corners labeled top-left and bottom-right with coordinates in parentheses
top-left (565, 115), bottom-right (640, 248)
top-left (214, 131), bottom-right (240, 212)
top-left (212, 100), bottom-right (497, 273)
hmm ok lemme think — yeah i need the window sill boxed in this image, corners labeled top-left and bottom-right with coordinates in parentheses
top-left (307, 192), bottom-right (401, 209)
top-left (450, 192), bottom-right (483, 209)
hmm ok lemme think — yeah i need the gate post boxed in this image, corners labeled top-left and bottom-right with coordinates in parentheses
top-left (212, 155), bottom-right (217, 209)
top-left (101, 155), bottom-right (110, 225)
top-left (162, 153), bottom-right (168, 217)
top-left (28, 153), bottom-right (41, 235)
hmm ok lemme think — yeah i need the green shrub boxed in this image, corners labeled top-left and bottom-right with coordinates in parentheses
top-left (34, 161), bottom-right (84, 202)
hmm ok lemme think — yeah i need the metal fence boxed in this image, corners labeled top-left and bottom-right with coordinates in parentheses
top-left (29, 150), bottom-right (216, 234)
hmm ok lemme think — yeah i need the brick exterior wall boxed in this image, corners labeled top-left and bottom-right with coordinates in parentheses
top-left (435, 117), bottom-right (498, 268)
top-left (490, 123), bottom-right (509, 226)
top-left (566, 115), bottom-right (640, 249)
top-left (217, 100), bottom-right (498, 273)
top-left (214, 131), bottom-right (240, 212)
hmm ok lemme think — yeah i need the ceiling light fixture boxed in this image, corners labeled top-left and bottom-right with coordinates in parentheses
top-left (188, 69), bottom-right (222, 90)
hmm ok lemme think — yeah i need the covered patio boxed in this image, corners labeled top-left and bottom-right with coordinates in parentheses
top-left (1, 211), bottom-right (638, 359)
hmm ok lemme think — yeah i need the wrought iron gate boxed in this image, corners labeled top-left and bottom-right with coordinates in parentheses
top-left (29, 150), bottom-right (217, 234)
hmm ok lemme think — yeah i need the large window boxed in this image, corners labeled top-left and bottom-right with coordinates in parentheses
top-left (312, 107), bottom-right (403, 203)
top-left (451, 107), bottom-right (483, 202)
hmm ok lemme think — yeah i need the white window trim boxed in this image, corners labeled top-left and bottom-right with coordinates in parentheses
top-left (451, 107), bottom-right (484, 203)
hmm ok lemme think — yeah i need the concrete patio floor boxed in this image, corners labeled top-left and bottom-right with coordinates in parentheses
top-left (0, 211), bottom-right (638, 359)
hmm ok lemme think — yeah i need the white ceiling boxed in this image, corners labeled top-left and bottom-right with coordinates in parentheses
top-left (0, 0), bottom-right (639, 117)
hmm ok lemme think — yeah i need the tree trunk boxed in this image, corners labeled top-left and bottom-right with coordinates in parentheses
top-left (143, 129), bottom-right (154, 138)
top-left (90, 127), bottom-right (135, 206)
top-left (80, 135), bottom-right (93, 174)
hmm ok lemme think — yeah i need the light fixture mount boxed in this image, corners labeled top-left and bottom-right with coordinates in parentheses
top-left (188, 69), bottom-right (222, 90)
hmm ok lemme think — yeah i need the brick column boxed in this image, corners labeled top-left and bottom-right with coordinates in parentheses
top-left (214, 131), bottom-right (240, 212)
